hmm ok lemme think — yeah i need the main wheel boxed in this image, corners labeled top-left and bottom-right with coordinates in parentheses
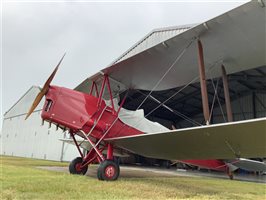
top-left (97, 160), bottom-right (120, 181)
top-left (69, 157), bottom-right (88, 175)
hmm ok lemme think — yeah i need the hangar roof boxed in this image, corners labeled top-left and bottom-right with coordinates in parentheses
top-left (111, 24), bottom-right (195, 65)
top-left (4, 86), bottom-right (43, 119)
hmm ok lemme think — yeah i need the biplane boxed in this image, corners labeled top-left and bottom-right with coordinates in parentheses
top-left (26, 1), bottom-right (266, 181)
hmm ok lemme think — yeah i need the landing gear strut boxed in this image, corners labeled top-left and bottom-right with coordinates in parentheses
top-left (68, 135), bottom-right (120, 181)
top-left (226, 167), bottom-right (234, 180)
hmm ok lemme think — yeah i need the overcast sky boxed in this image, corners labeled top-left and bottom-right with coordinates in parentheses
top-left (1, 0), bottom-right (249, 129)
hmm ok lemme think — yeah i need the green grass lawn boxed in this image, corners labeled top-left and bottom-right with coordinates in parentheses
top-left (1, 156), bottom-right (266, 200)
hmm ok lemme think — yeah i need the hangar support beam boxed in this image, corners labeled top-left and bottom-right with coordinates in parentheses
top-left (197, 39), bottom-right (210, 125)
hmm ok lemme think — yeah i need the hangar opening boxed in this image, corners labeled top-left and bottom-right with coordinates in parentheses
top-left (119, 65), bottom-right (266, 129)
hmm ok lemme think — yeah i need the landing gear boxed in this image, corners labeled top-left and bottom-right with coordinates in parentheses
top-left (97, 160), bottom-right (120, 181)
top-left (70, 130), bottom-right (121, 181)
top-left (228, 172), bottom-right (234, 180)
top-left (69, 157), bottom-right (88, 175)
top-left (226, 167), bottom-right (234, 180)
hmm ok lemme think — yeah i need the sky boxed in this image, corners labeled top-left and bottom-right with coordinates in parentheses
top-left (1, 0), bottom-right (249, 129)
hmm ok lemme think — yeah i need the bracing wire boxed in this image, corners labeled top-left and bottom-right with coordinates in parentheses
top-left (136, 39), bottom-right (195, 110)
top-left (210, 78), bottom-right (226, 122)
top-left (137, 90), bottom-right (201, 126)
top-left (208, 78), bottom-right (220, 123)
top-left (143, 76), bottom-right (202, 126)
top-left (125, 59), bottom-right (224, 130)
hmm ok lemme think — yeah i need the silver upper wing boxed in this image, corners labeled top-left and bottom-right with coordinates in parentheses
top-left (107, 118), bottom-right (266, 160)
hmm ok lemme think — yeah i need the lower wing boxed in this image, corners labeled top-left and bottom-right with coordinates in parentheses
top-left (107, 118), bottom-right (266, 160)
top-left (228, 158), bottom-right (266, 172)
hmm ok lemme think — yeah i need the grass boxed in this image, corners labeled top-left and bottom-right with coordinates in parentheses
top-left (1, 156), bottom-right (266, 200)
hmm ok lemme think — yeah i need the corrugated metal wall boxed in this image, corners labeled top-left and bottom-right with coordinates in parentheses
top-left (255, 93), bottom-right (266, 118)
top-left (177, 92), bottom-right (266, 128)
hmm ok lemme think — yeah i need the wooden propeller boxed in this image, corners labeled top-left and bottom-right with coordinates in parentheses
top-left (25, 53), bottom-right (66, 120)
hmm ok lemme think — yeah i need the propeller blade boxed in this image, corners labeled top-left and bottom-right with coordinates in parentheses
top-left (25, 53), bottom-right (66, 120)
top-left (42, 53), bottom-right (66, 94)
top-left (25, 90), bottom-right (45, 120)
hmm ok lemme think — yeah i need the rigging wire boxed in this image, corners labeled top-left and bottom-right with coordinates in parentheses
top-left (143, 76), bottom-right (202, 126)
top-left (136, 39), bottom-right (195, 110)
top-left (124, 59), bottom-right (224, 131)
top-left (137, 90), bottom-right (201, 126)
top-left (210, 77), bottom-right (226, 122)
top-left (208, 78), bottom-right (220, 123)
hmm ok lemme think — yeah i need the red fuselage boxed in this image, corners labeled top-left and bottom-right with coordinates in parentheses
top-left (41, 86), bottom-right (143, 139)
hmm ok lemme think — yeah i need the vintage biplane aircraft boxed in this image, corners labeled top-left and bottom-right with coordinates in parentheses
top-left (25, 1), bottom-right (266, 181)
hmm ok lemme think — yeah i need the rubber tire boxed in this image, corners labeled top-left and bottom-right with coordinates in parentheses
top-left (97, 165), bottom-right (104, 180)
top-left (69, 157), bottom-right (88, 175)
top-left (97, 160), bottom-right (120, 181)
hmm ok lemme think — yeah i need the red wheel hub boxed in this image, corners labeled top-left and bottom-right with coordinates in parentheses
top-left (75, 163), bottom-right (82, 172)
top-left (105, 165), bottom-right (115, 178)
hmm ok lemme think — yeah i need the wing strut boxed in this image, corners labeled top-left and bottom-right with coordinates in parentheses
top-left (197, 39), bottom-right (210, 125)
top-left (221, 65), bottom-right (233, 122)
